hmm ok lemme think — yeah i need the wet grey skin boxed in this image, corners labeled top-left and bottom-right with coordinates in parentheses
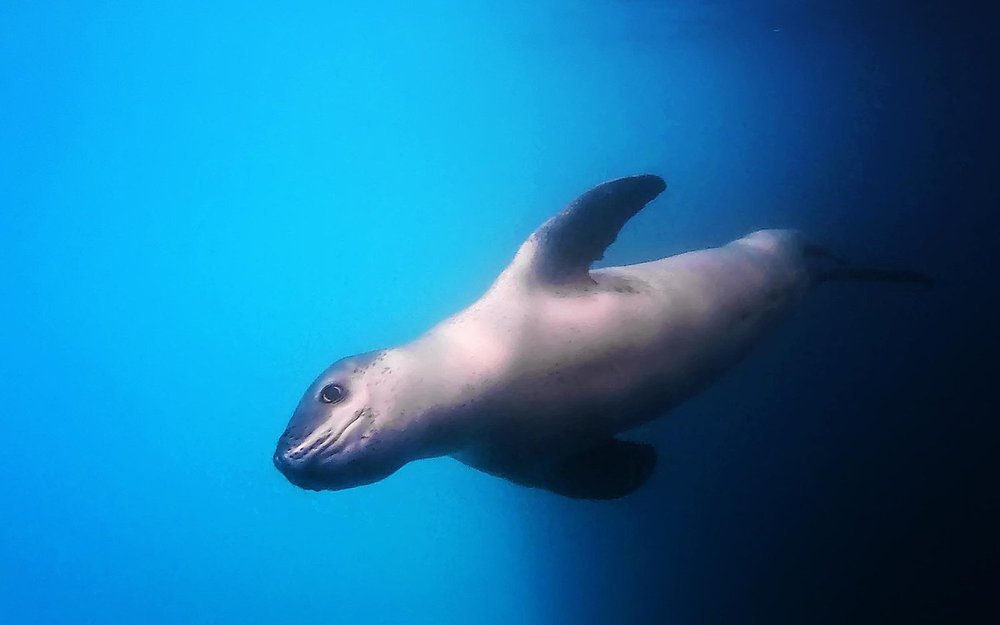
top-left (273, 174), bottom-right (931, 499)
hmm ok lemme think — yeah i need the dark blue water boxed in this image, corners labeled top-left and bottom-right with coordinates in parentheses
top-left (2, 2), bottom-right (995, 623)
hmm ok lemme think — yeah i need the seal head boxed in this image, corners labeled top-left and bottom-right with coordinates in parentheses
top-left (273, 351), bottom-right (408, 491)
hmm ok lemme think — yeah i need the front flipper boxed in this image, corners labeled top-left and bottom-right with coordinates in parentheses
top-left (461, 438), bottom-right (658, 500)
top-left (541, 439), bottom-right (657, 499)
top-left (526, 175), bottom-right (666, 286)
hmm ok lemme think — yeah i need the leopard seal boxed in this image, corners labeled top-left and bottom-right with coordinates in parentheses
top-left (273, 175), bottom-right (930, 499)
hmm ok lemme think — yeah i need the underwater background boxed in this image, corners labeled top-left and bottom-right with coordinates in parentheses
top-left (2, 1), bottom-right (996, 623)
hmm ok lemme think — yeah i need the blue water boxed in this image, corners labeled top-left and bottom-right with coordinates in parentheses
top-left (2, 2), bottom-right (995, 623)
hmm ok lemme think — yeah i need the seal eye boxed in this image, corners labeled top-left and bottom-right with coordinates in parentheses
top-left (319, 384), bottom-right (346, 404)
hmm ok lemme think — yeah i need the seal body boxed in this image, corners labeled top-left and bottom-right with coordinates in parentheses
top-left (274, 175), bottom-right (927, 498)
top-left (408, 228), bottom-right (809, 493)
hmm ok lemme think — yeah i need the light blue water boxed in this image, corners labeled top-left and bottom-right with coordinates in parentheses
top-left (2, 2), bottom-right (994, 624)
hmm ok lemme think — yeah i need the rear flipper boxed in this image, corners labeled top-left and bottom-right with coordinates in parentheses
top-left (804, 243), bottom-right (934, 288)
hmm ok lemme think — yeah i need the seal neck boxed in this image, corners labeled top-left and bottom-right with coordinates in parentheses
top-left (370, 344), bottom-right (481, 460)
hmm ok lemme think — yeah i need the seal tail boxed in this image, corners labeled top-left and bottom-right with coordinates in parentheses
top-left (804, 243), bottom-right (934, 288)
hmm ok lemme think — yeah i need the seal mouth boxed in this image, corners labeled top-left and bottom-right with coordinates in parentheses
top-left (315, 409), bottom-right (366, 460)
top-left (273, 407), bottom-right (366, 484)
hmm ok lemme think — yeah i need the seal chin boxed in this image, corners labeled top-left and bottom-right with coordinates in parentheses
top-left (272, 450), bottom-right (332, 491)
top-left (273, 447), bottom-right (365, 491)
